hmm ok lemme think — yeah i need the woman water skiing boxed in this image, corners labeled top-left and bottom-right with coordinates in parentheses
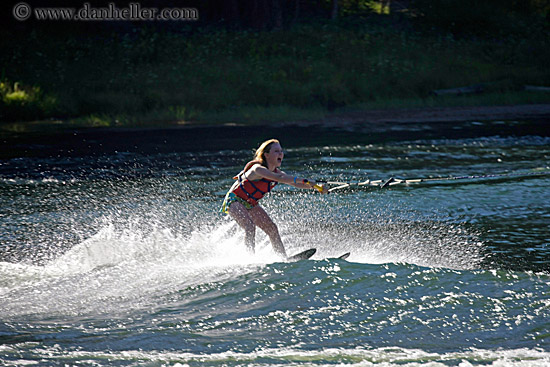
top-left (221, 139), bottom-right (327, 258)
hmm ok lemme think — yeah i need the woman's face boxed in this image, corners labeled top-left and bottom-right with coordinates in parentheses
top-left (265, 143), bottom-right (284, 169)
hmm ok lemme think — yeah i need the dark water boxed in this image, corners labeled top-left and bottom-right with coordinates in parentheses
top-left (1, 119), bottom-right (549, 366)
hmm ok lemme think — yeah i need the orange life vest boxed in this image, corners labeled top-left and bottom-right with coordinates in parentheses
top-left (231, 160), bottom-right (278, 206)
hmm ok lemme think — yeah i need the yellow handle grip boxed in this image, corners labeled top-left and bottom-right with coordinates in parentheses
top-left (302, 179), bottom-right (324, 193)
top-left (312, 184), bottom-right (324, 193)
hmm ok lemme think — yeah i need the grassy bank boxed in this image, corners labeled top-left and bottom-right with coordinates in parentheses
top-left (1, 18), bottom-right (550, 129)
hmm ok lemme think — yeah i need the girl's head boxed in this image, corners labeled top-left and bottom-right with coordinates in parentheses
top-left (254, 139), bottom-right (282, 168)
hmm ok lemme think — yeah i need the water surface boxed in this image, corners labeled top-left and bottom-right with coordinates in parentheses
top-left (1, 119), bottom-right (549, 366)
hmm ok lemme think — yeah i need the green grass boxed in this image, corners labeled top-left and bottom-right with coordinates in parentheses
top-left (1, 19), bottom-right (549, 129)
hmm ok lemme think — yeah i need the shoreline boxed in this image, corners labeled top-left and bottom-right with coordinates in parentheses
top-left (276, 104), bottom-right (550, 129)
top-left (1, 103), bottom-right (549, 138)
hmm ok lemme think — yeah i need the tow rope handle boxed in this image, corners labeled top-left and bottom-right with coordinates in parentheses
top-left (303, 179), bottom-right (326, 193)
top-left (312, 183), bottom-right (324, 193)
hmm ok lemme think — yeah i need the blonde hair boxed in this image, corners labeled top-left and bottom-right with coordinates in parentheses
top-left (253, 139), bottom-right (280, 167)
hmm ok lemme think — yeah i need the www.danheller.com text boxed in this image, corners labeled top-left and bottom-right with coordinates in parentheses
top-left (13, 2), bottom-right (198, 21)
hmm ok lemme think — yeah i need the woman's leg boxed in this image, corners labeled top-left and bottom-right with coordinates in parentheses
top-left (249, 206), bottom-right (287, 258)
top-left (227, 201), bottom-right (256, 253)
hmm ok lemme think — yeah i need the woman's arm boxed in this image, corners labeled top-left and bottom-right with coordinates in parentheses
top-left (249, 165), bottom-right (326, 192)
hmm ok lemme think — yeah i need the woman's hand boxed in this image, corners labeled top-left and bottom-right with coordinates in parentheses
top-left (306, 180), bottom-right (328, 194)
top-left (317, 183), bottom-right (329, 194)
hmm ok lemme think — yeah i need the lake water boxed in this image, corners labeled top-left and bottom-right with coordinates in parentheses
top-left (1, 119), bottom-right (549, 366)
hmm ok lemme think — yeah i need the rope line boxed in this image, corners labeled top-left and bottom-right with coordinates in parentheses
top-left (319, 168), bottom-right (550, 192)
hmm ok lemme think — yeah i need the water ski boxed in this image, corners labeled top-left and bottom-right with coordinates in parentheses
top-left (326, 252), bottom-right (350, 260)
top-left (338, 252), bottom-right (351, 260)
top-left (287, 248), bottom-right (316, 261)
